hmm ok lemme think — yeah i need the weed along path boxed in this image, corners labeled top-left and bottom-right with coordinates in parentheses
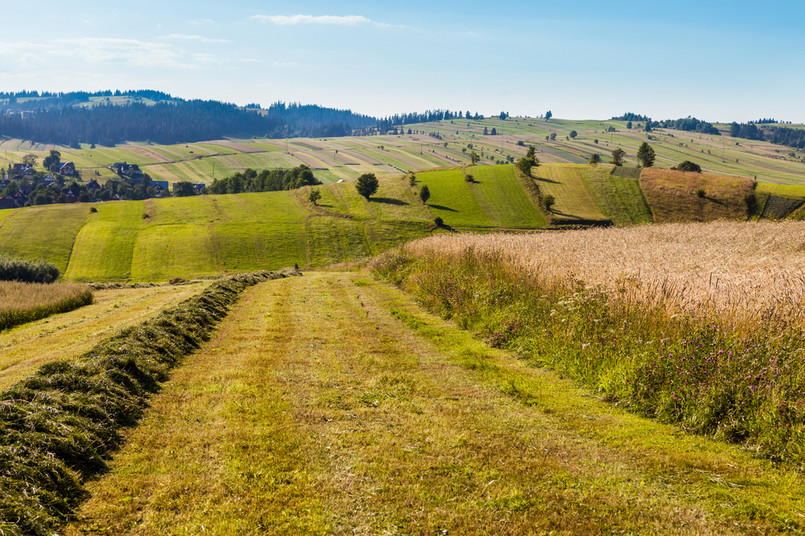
top-left (66, 273), bottom-right (805, 535)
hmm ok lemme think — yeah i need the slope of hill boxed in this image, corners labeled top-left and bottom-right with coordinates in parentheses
top-left (0, 162), bottom-right (801, 282)
top-left (639, 168), bottom-right (755, 223)
top-left (0, 166), bottom-right (548, 281)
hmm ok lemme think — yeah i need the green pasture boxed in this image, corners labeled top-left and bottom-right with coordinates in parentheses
top-left (0, 203), bottom-right (88, 273)
top-left (416, 168), bottom-right (495, 227)
top-left (65, 201), bottom-right (146, 281)
top-left (580, 165), bottom-right (653, 225)
top-left (532, 164), bottom-right (610, 223)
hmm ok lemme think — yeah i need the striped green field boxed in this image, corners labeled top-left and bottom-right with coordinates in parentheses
top-left (531, 164), bottom-right (610, 224)
top-left (581, 165), bottom-right (653, 226)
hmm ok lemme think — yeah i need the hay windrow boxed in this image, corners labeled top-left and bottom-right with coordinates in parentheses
top-left (0, 269), bottom-right (299, 535)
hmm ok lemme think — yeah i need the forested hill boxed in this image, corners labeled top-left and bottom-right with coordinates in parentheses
top-left (0, 90), bottom-right (378, 145)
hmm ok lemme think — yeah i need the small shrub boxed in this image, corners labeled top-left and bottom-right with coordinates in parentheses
top-left (434, 216), bottom-right (444, 227)
top-left (543, 194), bottom-right (556, 211)
top-left (697, 189), bottom-right (706, 198)
top-left (0, 257), bottom-right (59, 284)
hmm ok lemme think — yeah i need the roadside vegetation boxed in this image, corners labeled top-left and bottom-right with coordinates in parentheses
top-left (371, 221), bottom-right (805, 465)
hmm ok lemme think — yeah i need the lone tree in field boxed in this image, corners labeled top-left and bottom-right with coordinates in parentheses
top-left (611, 148), bottom-right (625, 166)
top-left (569, 130), bottom-right (578, 139)
top-left (356, 173), bottom-right (379, 200)
top-left (637, 142), bottom-right (656, 167)
top-left (545, 110), bottom-right (552, 121)
top-left (470, 150), bottom-right (480, 165)
top-left (308, 188), bottom-right (322, 205)
top-left (419, 184), bottom-right (430, 204)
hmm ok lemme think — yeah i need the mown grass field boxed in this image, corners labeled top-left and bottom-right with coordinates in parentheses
top-left (57, 272), bottom-right (805, 535)
top-left (531, 164), bottom-right (610, 224)
top-left (3, 117), bottom-right (805, 186)
top-left (0, 282), bottom-right (208, 390)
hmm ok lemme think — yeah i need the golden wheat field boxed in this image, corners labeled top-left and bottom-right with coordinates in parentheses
top-left (407, 221), bottom-right (805, 330)
top-left (0, 281), bottom-right (91, 312)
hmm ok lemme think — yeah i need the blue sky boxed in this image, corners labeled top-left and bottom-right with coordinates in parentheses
top-left (1, 1), bottom-right (803, 122)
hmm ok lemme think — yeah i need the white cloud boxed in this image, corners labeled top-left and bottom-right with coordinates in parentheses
top-left (251, 14), bottom-right (372, 26)
top-left (164, 33), bottom-right (228, 43)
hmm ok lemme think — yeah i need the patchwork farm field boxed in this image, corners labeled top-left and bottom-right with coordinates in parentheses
top-left (0, 165), bottom-right (551, 281)
top-left (3, 116), bottom-right (805, 186)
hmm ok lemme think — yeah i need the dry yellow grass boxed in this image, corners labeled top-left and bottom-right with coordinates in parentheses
top-left (405, 220), bottom-right (805, 330)
top-left (0, 281), bottom-right (89, 315)
top-left (639, 168), bottom-right (755, 222)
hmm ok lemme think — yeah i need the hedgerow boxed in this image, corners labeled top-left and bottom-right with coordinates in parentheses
top-left (0, 269), bottom-right (298, 535)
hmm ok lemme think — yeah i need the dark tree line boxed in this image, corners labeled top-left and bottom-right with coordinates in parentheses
top-left (0, 93), bottom-right (379, 146)
top-left (611, 112), bottom-right (650, 122)
top-left (206, 165), bottom-right (321, 195)
top-left (374, 110), bottom-right (484, 133)
top-left (728, 122), bottom-right (805, 149)
top-left (656, 117), bottom-right (720, 135)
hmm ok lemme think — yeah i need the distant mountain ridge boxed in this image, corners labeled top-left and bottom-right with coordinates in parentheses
top-left (0, 90), bottom-right (378, 146)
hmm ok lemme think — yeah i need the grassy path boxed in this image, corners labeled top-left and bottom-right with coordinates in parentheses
top-left (65, 273), bottom-right (805, 535)
top-left (0, 282), bottom-right (208, 390)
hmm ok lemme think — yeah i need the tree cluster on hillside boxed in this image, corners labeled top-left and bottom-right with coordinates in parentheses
top-left (656, 117), bottom-right (720, 135)
top-left (729, 122), bottom-right (765, 141)
top-left (374, 110), bottom-right (485, 133)
top-left (613, 113), bottom-right (720, 135)
top-left (730, 122), bottom-right (805, 149)
top-left (206, 165), bottom-right (321, 195)
top-left (611, 112), bottom-right (650, 122)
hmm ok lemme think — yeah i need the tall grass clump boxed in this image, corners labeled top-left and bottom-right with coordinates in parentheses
top-left (0, 269), bottom-right (300, 535)
top-left (0, 256), bottom-right (59, 283)
top-left (371, 221), bottom-right (805, 465)
top-left (0, 282), bottom-right (93, 331)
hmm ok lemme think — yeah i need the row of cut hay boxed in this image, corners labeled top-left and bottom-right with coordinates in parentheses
top-left (402, 220), bottom-right (805, 333)
top-left (0, 269), bottom-right (299, 536)
top-left (0, 281), bottom-right (93, 331)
